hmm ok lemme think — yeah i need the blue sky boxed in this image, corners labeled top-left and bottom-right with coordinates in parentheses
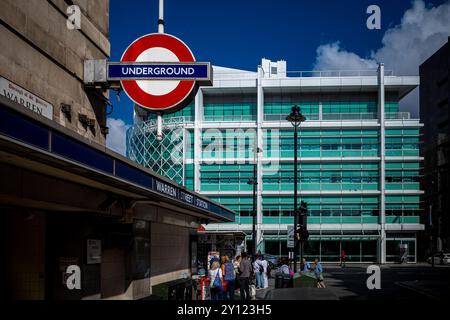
top-left (107, 0), bottom-right (450, 154)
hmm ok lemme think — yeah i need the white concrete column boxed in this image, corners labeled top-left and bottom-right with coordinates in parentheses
top-left (378, 63), bottom-right (387, 264)
top-left (194, 90), bottom-right (204, 193)
top-left (256, 66), bottom-right (264, 252)
top-left (318, 101), bottom-right (323, 121)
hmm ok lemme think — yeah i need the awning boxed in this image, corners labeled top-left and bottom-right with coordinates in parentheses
top-left (0, 95), bottom-right (234, 223)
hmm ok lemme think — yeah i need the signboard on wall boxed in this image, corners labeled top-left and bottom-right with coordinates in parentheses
top-left (86, 239), bottom-right (102, 264)
top-left (0, 76), bottom-right (53, 120)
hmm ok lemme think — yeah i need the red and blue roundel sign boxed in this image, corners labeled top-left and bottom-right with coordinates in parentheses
top-left (109, 33), bottom-right (212, 113)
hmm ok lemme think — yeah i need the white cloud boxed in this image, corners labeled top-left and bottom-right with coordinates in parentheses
top-left (106, 118), bottom-right (130, 156)
top-left (314, 42), bottom-right (378, 71)
top-left (313, 0), bottom-right (450, 116)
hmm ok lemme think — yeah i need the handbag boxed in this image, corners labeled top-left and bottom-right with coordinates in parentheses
top-left (250, 284), bottom-right (256, 298)
top-left (212, 270), bottom-right (223, 291)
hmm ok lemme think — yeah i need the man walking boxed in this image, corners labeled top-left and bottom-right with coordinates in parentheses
top-left (239, 252), bottom-right (252, 300)
top-left (340, 249), bottom-right (346, 267)
top-left (313, 258), bottom-right (326, 288)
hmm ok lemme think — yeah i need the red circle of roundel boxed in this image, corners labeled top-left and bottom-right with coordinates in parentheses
top-left (120, 33), bottom-right (196, 112)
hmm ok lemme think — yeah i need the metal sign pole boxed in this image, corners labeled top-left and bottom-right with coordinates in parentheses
top-left (156, 0), bottom-right (165, 141)
top-left (158, 0), bottom-right (164, 33)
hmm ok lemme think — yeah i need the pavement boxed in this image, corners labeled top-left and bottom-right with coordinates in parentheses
top-left (258, 263), bottom-right (450, 300)
top-left (395, 280), bottom-right (449, 300)
top-left (233, 277), bottom-right (273, 300)
top-left (265, 287), bottom-right (339, 300)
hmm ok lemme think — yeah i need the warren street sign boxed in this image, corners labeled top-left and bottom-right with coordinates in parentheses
top-left (109, 33), bottom-right (212, 113)
top-left (1, 76), bottom-right (53, 120)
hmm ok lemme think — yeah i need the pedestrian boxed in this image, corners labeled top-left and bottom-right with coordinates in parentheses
top-left (301, 258), bottom-right (311, 273)
top-left (340, 249), bottom-right (346, 267)
top-left (259, 255), bottom-right (269, 289)
top-left (277, 258), bottom-right (292, 288)
top-left (234, 255), bottom-right (241, 291)
top-left (208, 258), bottom-right (223, 300)
top-left (238, 252), bottom-right (252, 300)
top-left (312, 258), bottom-right (326, 288)
top-left (277, 258), bottom-right (291, 275)
top-left (253, 255), bottom-right (263, 289)
top-left (222, 256), bottom-right (236, 300)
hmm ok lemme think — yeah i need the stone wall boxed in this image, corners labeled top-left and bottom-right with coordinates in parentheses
top-left (0, 0), bottom-right (110, 145)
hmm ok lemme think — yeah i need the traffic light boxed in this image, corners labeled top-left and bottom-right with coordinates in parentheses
top-left (299, 200), bottom-right (307, 214)
top-left (295, 228), bottom-right (309, 242)
top-left (299, 212), bottom-right (307, 229)
top-left (299, 201), bottom-right (308, 229)
top-left (297, 201), bottom-right (309, 241)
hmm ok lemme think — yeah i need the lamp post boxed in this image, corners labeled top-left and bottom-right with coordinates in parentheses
top-left (287, 106), bottom-right (306, 273)
top-left (248, 146), bottom-right (262, 259)
top-left (430, 204), bottom-right (434, 267)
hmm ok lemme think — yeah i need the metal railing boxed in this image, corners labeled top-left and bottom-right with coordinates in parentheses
top-left (284, 69), bottom-right (394, 78)
top-left (137, 116), bottom-right (193, 132)
top-left (203, 115), bottom-right (256, 122)
top-left (322, 113), bottom-right (378, 120)
top-left (212, 68), bottom-right (394, 81)
top-left (263, 112), bottom-right (412, 121)
top-left (264, 114), bottom-right (319, 121)
top-left (385, 112), bottom-right (411, 120)
top-left (135, 112), bottom-right (412, 127)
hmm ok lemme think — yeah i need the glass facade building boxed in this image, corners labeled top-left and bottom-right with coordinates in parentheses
top-left (127, 59), bottom-right (423, 263)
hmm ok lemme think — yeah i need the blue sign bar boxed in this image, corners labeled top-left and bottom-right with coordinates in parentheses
top-left (108, 63), bottom-right (210, 80)
top-left (153, 179), bottom-right (211, 212)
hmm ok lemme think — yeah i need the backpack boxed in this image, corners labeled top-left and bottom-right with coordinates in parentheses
top-left (224, 262), bottom-right (235, 281)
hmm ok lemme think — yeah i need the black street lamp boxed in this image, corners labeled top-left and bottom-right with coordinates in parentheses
top-left (248, 146), bottom-right (262, 259)
top-left (287, 106), bottom-right (306, 273)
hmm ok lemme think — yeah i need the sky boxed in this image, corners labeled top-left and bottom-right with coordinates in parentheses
top-left (107, 0), bottom-right (450, 155)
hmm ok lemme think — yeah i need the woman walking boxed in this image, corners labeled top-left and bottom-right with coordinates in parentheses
top-left (208, 258), bottom-right (224, 300)
top-left (222, 256), bottom-right (236, 300)
top-left (253, 255), bottom-right (263, 289)
top-left (259, 255), bottom-right (269, 289)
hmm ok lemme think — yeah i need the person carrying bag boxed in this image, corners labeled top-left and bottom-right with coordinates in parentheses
top-left (222, 256), bottom-right (236, 300)
top-left (209, 259), bottom-right (223, 300)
